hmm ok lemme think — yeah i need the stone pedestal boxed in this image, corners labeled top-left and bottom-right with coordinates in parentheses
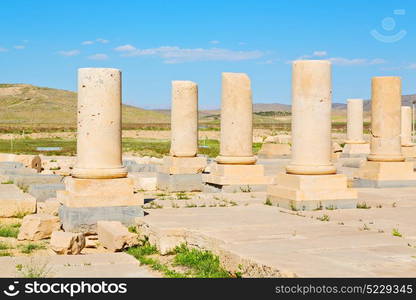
top-left (354, 161), bottom-right (416, 187)
top-left (354, 77), bottom-right (415, 187)
top-left (58, 177), bottom-right (143, 233)
top-left (342, 98), bottom-right (370, 158)
top-left (257, 143), bottom-right (291, 159)
top-left (268, 173), bottom-right (357, 210)
top-left (341, 143), bottom-right (370, 158)
top-left (158, 156), bottom-right (207, 175)
top-left (59, 68), bottom-right (143, 232)
top-left (204, 73), bottom-right (271, 190)
top-left (267, 60), bottom-right (356, 210)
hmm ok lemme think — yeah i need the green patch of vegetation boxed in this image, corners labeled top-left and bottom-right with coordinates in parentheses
top-left (392, 228), bottom-right (402, 237)
top-left (1, 180), bottom-right (14, 184)
top-left (0, 223), bottom-right (20, 238)
top-left (357, 202), bottom-right (371, 209)
top-left (143, 201), bottom-right (163, 209)
top-left (0, 241), bottom-right (12, 250)
top-left (264, 198), bottom-right (272, 206)
top-left (128, 225), bottom-right (137, 234)
top-left (13, 211), bottom-right (29, 219)
top-left (240, 185), bottom-right (252, 193)
top-left (19, 243), bottom-right (46, 254)
top-left (15, 261), bottom-right (51, 278)
top-left (173, 244), bottom-right (230, 278)
top-left (49, 167), bottom-right (61, 170)
top-left (176, 192), bottom-right (190, 200)
top-left (316, 214), bottom-right (330, 222)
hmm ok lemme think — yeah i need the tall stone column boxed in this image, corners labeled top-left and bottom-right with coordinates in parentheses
top-left (170, 81), bottom-right (198, 157)
top-left (355, 77), bottom-right (416, 187)
top-left (367, 77), bottom-right (404, 162)
top-left (216, 73), bottom-right (256, 165)
top-left (268, 60), bottom-right (357, 210)
top-left (401, 106), bottom-right (413, 146)
top-left (342, 98), bottom-right (370, 157)
top-left (286, 60), bottom-right (336, 175)
top-left (58, 68), bottom-right (143, 233)
top-left (346, 99), bottom-right (365, 143)
top-left (204, 72), bottom-right (272, 191)
top-left (72, 68), bottom-right (127, 179)
top-left (157, 81), bottom-right (207, 192)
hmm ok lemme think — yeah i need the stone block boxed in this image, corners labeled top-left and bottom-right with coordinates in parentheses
top-left (156, 173), bottom-right (203, 192)
top-left (59, 205), bottom-right (144, 234)
top-left (17, 214), bottom-right (61, 241)
top-left (0, 193), bottom-right (36, 217)
top-left (28, 183), bottom-right (65, 202)
top-left (97, 221), bottom-right (138, 252)
top-left (37, 198), bottom-right (60, 216)
top-left (128, 172), bottom-right (157, 191)
top-left (50, 231), bottom-right (86, 255)
top-left (0, 162), bottom-right (24, 169)
top-left (158, 156), bottom-right (207, 174)
top-left (267, 173), bottom-right (357, 210)
top-left (341, 143), bottom-right (370, 158)
top-left (402, 146), bottom-right (416, 158)
top-left (203, 163), bottom-right (273, 185)
top-left (12, 174), bottom-right (63, 190)
top-left (257, 143), bottom-right (291, 158)
top-left (57, 177), bottom-right (143, 208)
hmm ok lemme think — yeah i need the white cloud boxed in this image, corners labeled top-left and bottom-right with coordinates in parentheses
top-left (406, 63), bottom-right (416, 69)
top-left (0, 47), bottom-right (8, 52)
top-left (114, 45), bottom-right (263, 63)
top-left (14, 45), bottom-right (25, 50)
top-left (88, 53), bottom-right (109, 60)
top-left (96, 38), bottom-right (109, 44)
top-left (115, 44), bottom-right (136, 52)
top-left (58, 50), bottom-right (80, 56)
top-left (313, 50), bottom-right (327, 57)
top-left (82, 40), bottom-right (94, 45)
top-left (210, 40), bottom-right (220, 44)
top-left (328, 57), bottom-right (386, 66)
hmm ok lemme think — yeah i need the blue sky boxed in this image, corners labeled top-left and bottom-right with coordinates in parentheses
top-left (0, 0), bottom-right (415, 109)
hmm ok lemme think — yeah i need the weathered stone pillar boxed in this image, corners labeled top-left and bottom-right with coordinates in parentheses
top-left (267, 60), bottom-right (357, 210)
top-left (342, 98), bottom-right (370, 157)
top-left (367, 77), bottom-right (404, 162)
top-left (401, 106), bottom-right (416, 158)
top-left (72, 68), bottom-right (127, 179)
top-left (286, 60), bottom-right (336, 175)
top-left (157, 81), bottom-right (207, 192)
top-left (58, 68), bottom-right (143, 233)
top-left (354, 77), bottom-right (416, 187)
top-left (216, 72), bottom-right (256, 165)
top-left (204, 73), bottom-right (272, 191)
top-left (401, 106), bottom-right (413, 146)
top-left (346, 99), bottom-right (365, 143)
top-left (170, 81), bottom-right (198, 157)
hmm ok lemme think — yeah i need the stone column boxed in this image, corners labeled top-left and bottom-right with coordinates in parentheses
top-left (367, 77), bottom-right (404, 162)
top-left (72, 68), bottom-right (127, 179)
top-left (286, 60), bottom-right (336, 175)
top-left (170, 81), bottom-right (198, 157)
top-left (401, 106), bottom-right (413, 146)
top-left (346, 99), bottom-right (365, 143)
top-left (216, 72), bottom-right (256, 165)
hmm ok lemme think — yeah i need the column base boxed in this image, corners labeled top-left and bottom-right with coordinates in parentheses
top-left (57, 177), bottom-right (143, 233)
top-left (203, 163), bottom-right (273, 186)
top-left (401, 146), bottom-right (416, 159)
top-left (353, 161), bottom-right (416, 188)
top-left (158, 156), bottom-right (207, 174)
top-left (267, 173), bottom-right (357, 211)
top-left (156, 173), bottom-right (203, 192)
top-left (257, 143), bottom-right (291, 159)
top-left (341, 143), bottom-right (370, 158)
top-left (72, 166), bottom-right (128, 179)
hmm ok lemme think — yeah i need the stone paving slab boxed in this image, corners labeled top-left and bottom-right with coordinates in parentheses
top-left (0, 253), bottom-right (155, 278)
top-left (137, 204), bottom-right (416, 277)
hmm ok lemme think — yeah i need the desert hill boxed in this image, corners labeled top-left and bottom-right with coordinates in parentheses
top-left (0, 84), bottom-right (169, 125)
